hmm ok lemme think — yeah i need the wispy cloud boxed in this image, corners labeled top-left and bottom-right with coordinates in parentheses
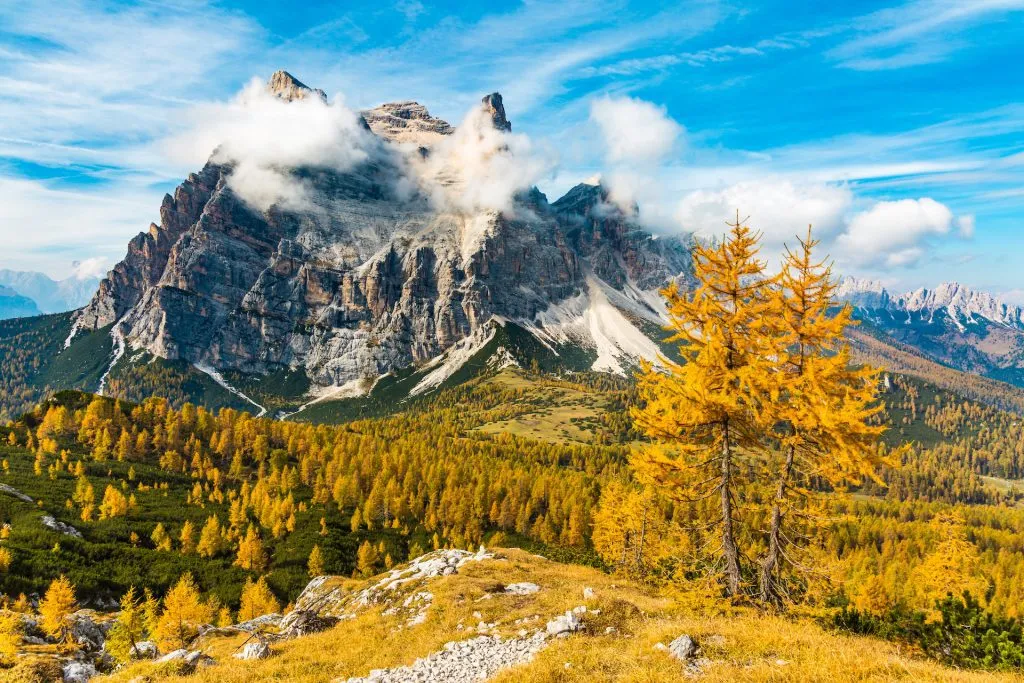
top-left (828, 0), bottom-right (1024, 70)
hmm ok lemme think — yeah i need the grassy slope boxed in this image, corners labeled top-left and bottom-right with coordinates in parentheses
top-left (101, 549), bottom-right (1017, 683)
top-left (473, 371), bottom-right (612, 445)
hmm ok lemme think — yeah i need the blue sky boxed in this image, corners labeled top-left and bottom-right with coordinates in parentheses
top-left (0, 0), bottom-right (1022, 298)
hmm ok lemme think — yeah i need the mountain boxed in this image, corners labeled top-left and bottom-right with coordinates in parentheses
top-left (0, 269), bottom-right (100, 314)
top-left (0, 284), bottom-right (41, 320)
top-left (65, 71), bottom-right (691, 414)
top-left (837, 277), bottom-right (1024, 387)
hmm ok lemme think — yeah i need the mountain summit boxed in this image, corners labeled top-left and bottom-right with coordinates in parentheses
top-left (72, 72), bottom-right (692, 407)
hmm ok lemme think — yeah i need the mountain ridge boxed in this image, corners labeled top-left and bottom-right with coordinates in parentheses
top-left (837, 276), bottom-right (1024, 387)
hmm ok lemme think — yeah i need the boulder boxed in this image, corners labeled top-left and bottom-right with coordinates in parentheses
top-left (233, 640), bottom-right (272, 660)
top-left (62, 661), bottom-right (96, 683)
top-left (233, 612), bottom-right (283, 632)
top-left (41, 515), bottom-right (83, 538)
top-left (154, 649), bottom-right (214, 674)
top-left (130, 640), bottom-right (159, 660)
top-left (546, 610), bottom-right (582, 636)
top-left (504, 582), bottom-right (540, 595)
top-left (278, 609), bottom-right (339, 638)
top-left (0, 483), bottom-right (33, 503)
top-left (69, 610), bottom-right (107, 651)
top-left (668, 634), bottom-right (699, 661)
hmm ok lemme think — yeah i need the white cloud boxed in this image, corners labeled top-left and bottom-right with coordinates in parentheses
top-left (829, 0), bottom-right (1024, 71)
top-left (675, 180), bottom-right (853, 246)
top-left (590, 96), bottom-right (683, 165)
top-left (957, 214), bottom-right (976, 238)
top-left (673, 181), bottom-right (972, 271)
top-left (164, 80), bottom-right (377, 212)
top-left (413, 103), bottom-right (557, 214)
top-left (836, 197), bottom-right (957, 267)
top-left (70, 257), bottom-right (110, 280)
top-left (0, 177), bottom-right (160, 278)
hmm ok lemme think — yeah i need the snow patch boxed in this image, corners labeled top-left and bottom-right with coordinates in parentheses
top-left (193, 363), bottom-right (267, 417)
top-left (62, 319), bottom-right (81, 350)
top-left (97, 318), bottom-right (127, 396)
top-left (523, 277), bottom-right (662, 375)
top-left (487, 346), bottom-right (519, 371)
top-left (279, 377), bottom-right (376, 420)
top-left (410, 326), bottom-right (497, 396)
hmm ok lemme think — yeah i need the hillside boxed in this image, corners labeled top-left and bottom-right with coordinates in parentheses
top-left (79, 548), bottom-right (1012, 683)
top-left (0, 364), bottom-right (1023, 677)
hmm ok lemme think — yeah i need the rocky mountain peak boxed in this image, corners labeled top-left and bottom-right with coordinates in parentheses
top-left (267, 69), bottom-right (327, 102)
top-left (481, 92), bottom-right (511, 132)
top-left (836, 277), bottom-right (1024, 330)
top-left (899, 282), bottom-right (1024, 328)
top-left (836, 276), bottom-right (891, 310)
top-left (360, 100), bottom-right (454, 146)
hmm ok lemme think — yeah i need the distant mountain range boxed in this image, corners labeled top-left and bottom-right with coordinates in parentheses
top-left (0, 284), bottom-right (41, 320)
top-left (837, 277), bottom-right (1024, 387)
top-left (0, 269), bottom-right (100, 319)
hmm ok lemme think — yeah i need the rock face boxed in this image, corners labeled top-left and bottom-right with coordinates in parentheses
top-left (268, 69), bottom-right (327, 102)
top-left (77, 72), bottom-right (693, 395)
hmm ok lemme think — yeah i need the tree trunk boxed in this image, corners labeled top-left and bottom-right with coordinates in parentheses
top-left (760, 443), bottom-right (795, 605)
top-left (636, 505), bottom-right (648, 569)
top-left (720, 421), bottom-right (742, 596)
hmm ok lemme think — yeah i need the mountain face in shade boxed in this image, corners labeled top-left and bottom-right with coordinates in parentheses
top-left (837, 277), bottom-right (1024, 387)
top-left (74, 72), bottom-right (694, 397)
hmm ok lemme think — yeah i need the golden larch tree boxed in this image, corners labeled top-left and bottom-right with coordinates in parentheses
top-left (234, 524), bottom-right (268, 572)
top-left (238, 576), bottom-right (281, 622)
top-left (154, 573), bottom-right (213, 650)
top-left (759, 228), bottom-right (893, 604)
top-left (632, 215), bottom-right (778, 597)
top-left (39, 575), bottom-right (77, 645)
top-left (308, 544), bottom-right (325, 578)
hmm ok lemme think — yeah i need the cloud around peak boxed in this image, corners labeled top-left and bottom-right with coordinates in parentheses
top-left (590, 96), bottom-right (683, 165)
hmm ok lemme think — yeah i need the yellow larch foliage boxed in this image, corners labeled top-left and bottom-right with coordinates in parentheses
top-left (758, 227), bottom-right (894, 604)
top-left (238, 576), bottom-right (281, 622)
top-left (234, 524), bottom-right (268, 572)
top-left (0, 610), bottom-right (20, 664)
top-left (179, 520), bottom-right (196, 554)
top-left (99, 484), bottom-right (130, 519)
top-left (153, 573), bottom-right (213, 651)
top-left (307, 544), bottom-right (325, 578)
top-left (632, 216), bottom-right (778, 597)
top-left (196, 515), bottom-right (225, 558)
top-left (39, 575), bottom-right (77, 644)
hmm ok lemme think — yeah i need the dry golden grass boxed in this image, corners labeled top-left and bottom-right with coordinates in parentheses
top-left (98, 549), bottom-right (1023, 683)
